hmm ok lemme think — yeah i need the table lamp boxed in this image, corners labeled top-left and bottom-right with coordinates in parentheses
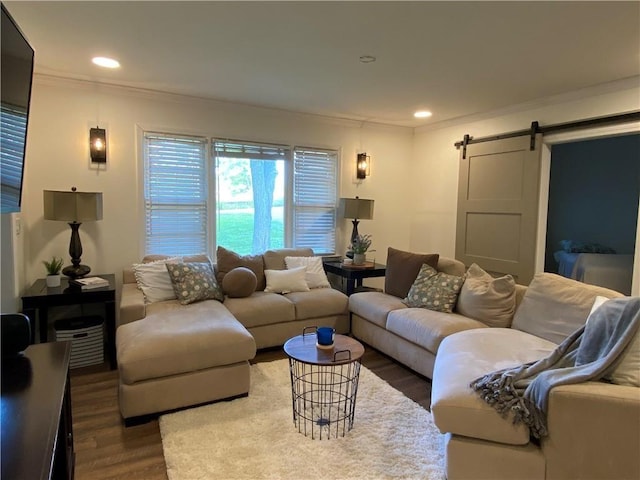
top-left (43, 187), bottom-right (103, 278)
top-left (339, 196), bottom-right (374, 255)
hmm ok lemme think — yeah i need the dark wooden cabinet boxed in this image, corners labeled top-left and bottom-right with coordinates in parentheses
top-left (22, 274), bottom-right (117, 369)
top-left (1, 341), bottom-right (74, 480)
top-left (322, 260), bottom-right (386, 295)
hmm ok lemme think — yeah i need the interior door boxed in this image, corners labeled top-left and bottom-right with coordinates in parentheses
top-left (455, 134), bottom-right (542, 285)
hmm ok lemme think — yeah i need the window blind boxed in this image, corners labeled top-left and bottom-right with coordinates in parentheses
top-left (1, 105), bottom-right (27, 213)
top-left (293, 147), bottom-right (337, 254)
top-left (213, 139), bottom-right (289, 160)
top-left (144, 133), bottom-right (208, 256)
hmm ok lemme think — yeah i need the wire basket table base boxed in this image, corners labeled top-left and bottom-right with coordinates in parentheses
top-left (284, 330), bottom-right (365, 440)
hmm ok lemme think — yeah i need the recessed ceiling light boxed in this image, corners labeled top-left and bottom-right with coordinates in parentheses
top-left (414, 111), bottom-right (432, 118)
top-left (92, 56), bottom-right (120, 69)
top-left (359, 55), bottom-right (376, 63)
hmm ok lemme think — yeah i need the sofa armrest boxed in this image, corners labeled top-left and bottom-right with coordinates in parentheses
top-left (118, 283), bottom-right (146, 328)
top-left (543, 381), bottom-right (640, 480)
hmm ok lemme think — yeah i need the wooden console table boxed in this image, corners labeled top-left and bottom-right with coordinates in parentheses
top-left (1, 341), bottom-right (74, 480)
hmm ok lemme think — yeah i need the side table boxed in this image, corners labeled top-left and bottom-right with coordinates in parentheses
top-left (21, 274), bottom-right (117, 369)
top-left (322, 260), bottom-right (386, 295)
top-left (284, 329), bottom-right (365, 439)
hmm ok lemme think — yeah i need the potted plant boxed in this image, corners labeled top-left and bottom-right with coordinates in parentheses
top-left (43, 256), bottom-right (64, 287)
top-left (351, 234), bottom-right (372, 265)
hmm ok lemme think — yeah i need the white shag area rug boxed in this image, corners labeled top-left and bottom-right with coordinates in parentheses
top-left (160, 359), bottom-right (446, 480)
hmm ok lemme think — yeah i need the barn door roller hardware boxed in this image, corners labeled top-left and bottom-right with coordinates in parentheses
top-left (454, 111), bottom-right (640, 157)
top-left (529, 121), bottom-right (539, 151)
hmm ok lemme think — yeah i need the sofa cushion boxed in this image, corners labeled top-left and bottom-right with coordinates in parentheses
top-left (511, 272), bottom-right (624, 344)
top-left (263, 248), bottom-right (314, 270)
top-left (384, 247), bottom-right (439, 299)
top-left (166, 261), bottom-right (224, 305)
top-left (436, 257), bottom-right (466, 277)
top-left (387, 308), bottom-right (487, 355)
top-left (284, 288), bottom-right (348, 320)
top-left (264, 267), bottom-right (310, 293)
top-left (222, 267), bottom-right (257, 298)
top-left (116, 299), bottom-right (256, 384)
top-left (431, 328), bottom-right (557, 445)
top-left (349, 291), bottom-right (407, 328)
top-left (223, 291), bottom-right (295, 328)
top-left (456, 263), bottom-right (516, 328)
top-left (404, 264), bottom-right (464, 313)
top-left (216, 246), bottom-right (265, 291)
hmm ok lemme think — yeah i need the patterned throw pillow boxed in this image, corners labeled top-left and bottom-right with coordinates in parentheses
top-left (404, 264), bottom-right (464, 313)
top-left (166, 262), bottom-right (225, 305)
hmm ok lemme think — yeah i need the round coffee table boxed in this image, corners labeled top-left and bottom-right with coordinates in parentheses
top-left (283, 328), bottom-right (365, 439)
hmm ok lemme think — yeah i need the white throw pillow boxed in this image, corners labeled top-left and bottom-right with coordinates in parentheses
top-left (132, 256), bottom-right (182, 303)
top-left (284, 256), bottom-right (330, 289)
top-left (587, 296), bottom-right (640, 387)
top-left (264, 266), bottom-right (310, 294)
top-left (587, 295), bottom-right (609, 319)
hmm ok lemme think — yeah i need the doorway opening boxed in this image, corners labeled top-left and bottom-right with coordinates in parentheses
top-left (537, 123), bottom-right (640, 295)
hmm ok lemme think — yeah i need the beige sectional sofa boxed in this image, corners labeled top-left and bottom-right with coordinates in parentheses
top-left (117, 249), bottom-right (349, 421)
top-left (349, 253), bottom-right (639, 479)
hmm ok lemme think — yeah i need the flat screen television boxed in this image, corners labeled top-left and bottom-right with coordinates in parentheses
top-left (1, 3), bottom-right (34, 213)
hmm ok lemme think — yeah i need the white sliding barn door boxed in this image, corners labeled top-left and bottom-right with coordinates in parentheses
top-left (455, 134), bottom-right (542, 285)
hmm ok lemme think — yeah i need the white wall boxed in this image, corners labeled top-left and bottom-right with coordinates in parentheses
top-left (412, 83), bottom-right (640, 293)
top-left (20, 75), bottom-right (413, 294)
top-left (19, 75), bottom-right (640, 299)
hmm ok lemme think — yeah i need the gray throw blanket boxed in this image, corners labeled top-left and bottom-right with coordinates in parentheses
top-left (470, 296), bottom-right (640, 439)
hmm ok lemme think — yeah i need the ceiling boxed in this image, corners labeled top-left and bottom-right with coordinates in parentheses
top-left (4, 1), bottom-right (640, 128)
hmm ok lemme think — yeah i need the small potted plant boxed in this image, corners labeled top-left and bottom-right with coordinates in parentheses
top-left (43, 256), bottom-right (64, 287)
top-left (351, 234), bottom-right (372, 265)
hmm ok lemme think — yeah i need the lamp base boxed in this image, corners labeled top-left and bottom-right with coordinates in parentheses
top-left (63, 264), bottom-right (91, 279)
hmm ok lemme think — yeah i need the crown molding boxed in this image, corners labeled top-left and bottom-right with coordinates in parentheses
top-left (414, 76), bottom-right (640, 134)
top-left (33, 73), bottom-right (412, 134)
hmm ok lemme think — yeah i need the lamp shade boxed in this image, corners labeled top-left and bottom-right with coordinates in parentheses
top-left (43, 190), bottom-right (103, 222)
top-left (339, 197), bottom-right (374, 220)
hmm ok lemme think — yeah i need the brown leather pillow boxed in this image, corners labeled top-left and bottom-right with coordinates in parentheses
top-left (222, 267), bottom-right (258, 298)
top-left (384, 247), bottom-right (439, 299)
top-left (216, 246), bottom-right (265, 291)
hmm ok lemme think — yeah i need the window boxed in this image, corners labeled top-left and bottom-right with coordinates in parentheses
top-left (213, 140), bottom-right (288, 255)
top-left (1, 105), bottom-right (27, 213)
top-left (143, 133), bottom-right (208, 256)
top-left (143, 133), bottom-right (338, 256)
top-left (293, 147), bottom-right (337, 254)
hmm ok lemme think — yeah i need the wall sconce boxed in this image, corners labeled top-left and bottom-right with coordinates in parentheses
top-left (90, 127), bottom-right (107, 163)
top-left (356, 152), bottom-right (370, 179)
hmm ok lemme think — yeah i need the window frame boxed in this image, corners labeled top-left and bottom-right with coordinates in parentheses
top-left (141, 130), bottom-right (340, 257)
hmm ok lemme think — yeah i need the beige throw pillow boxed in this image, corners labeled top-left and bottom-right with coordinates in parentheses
top-left (456, 263), bottom-right (516, 328)
top-left (511, 273), bottom-right (623, 345)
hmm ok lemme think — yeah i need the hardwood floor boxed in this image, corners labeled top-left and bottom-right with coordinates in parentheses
top-left (69, 343), bottom-right (433, 480)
